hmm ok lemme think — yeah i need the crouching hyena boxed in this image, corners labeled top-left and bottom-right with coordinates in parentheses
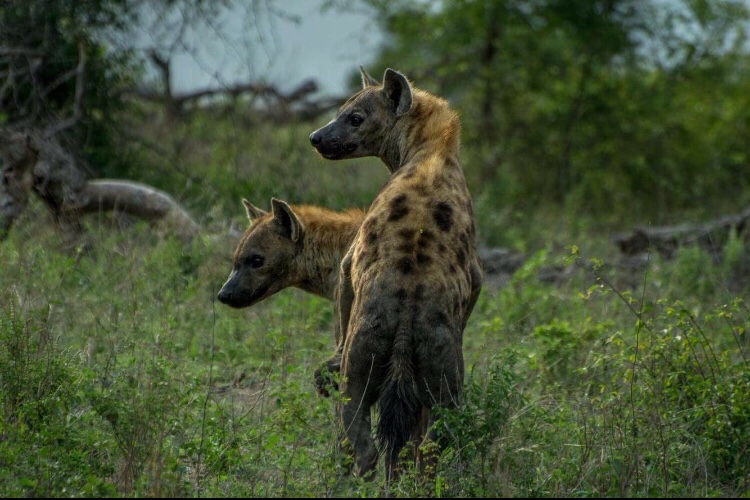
top-left (217, 197), bottom-right (364, 308)
top-left (309, 67), bottom-right (483, 481)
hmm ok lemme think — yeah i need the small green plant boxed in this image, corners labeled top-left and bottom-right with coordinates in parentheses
top-left (431, 349), bottom-right (525, 497)
top-left (0, 304), bottom-right (116, 497)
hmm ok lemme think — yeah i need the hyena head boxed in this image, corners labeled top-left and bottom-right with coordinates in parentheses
top-left (309, 67), bottom-right (413, 161)
top-left (217, 198), bottom-right (303, 308)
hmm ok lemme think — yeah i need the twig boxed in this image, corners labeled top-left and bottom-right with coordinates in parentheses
top-left (0, 46), bottom-right (44, 57)
top-left (44, 40), bottom-right (86, 138)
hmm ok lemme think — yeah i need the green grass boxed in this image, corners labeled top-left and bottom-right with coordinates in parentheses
top-left (1, 200), bottom-right (748, 497)
top-left (1, 111), bottom-right (749, 497)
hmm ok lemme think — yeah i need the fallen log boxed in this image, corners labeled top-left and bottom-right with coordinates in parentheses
top-left (614, 207), bottom-right (750, 257)
top-left (76, 179), bottom-right (199, 241)
top-left (0, 130), bottom-right (198, 242)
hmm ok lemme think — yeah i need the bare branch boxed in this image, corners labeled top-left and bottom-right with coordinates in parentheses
top-left (44, 40), bottom-right (86, 138)
top-left (0, 66), bottom-right (14, 103)
top-left (121, 62), bottom-right (332, 122)
top-left (149, 49), bottom-right (172, 96)
top-left (0, 46), bottom-right (45, 57)
top-left (39, 66), bottom-right (79, 100)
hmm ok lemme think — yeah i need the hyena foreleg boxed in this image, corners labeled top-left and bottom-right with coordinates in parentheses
top-left (314, 247), bottom-right (354, 397)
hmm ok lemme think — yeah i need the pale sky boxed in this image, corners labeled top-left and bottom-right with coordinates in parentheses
top-left (132, 0), bottom-right (384, 97)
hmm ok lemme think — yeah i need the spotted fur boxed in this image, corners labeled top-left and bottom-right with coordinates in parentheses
top-left (310, 67), bottom-right (483, 482)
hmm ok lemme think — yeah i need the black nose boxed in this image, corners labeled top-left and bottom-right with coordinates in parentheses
top-left (217, 289), bottom-right (231, 304)
top-left (309, 131), bottom-right (322, 146)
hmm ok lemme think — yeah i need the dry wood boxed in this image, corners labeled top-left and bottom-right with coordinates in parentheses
top-left (78, 179), bottom-right (199, 241)
top-left (0, 130), bottom-right (198, 241)
top-left (614, 208), bottom-right (750, 257)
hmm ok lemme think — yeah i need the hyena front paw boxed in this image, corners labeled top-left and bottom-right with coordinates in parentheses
top-left (314, 359), bottom-right (340, 397)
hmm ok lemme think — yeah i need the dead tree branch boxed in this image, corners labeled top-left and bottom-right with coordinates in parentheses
top-left (0, 46), bottom-right (45, 57)
top-left (78, 180), bottom-right (199, 240)
top-left (0, 130), bottom-right (199, 242)
top-left (44, 40), bottom-right (87, 138)
top-left (614, 208), bottom-right (750, 257)
top-left (123, 51), bottom-right (339, 121)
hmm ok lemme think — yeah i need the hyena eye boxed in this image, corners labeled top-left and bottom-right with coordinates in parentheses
top-left (244, 255), bottom-right (265, 268)
top-left (350, 114), bottom-right (364, 127)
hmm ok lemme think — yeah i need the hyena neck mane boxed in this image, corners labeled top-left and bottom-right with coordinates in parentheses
top-left (293, 205), bottom-right (365, 299)
top-left (381, 89), bottom-right (461, 173)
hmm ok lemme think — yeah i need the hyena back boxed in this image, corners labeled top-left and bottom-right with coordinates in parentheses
top-left (310, 68), bottom-right (483, 481)
top-left (217, 197), bottom-right (364, 308)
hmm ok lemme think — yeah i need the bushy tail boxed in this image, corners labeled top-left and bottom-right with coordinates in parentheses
top-left (376, 323), bottom-right (419, 467)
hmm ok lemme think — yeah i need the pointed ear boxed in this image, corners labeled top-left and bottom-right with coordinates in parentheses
top-left (382, 68), bottom-right (412, 116)
top-left (242, 198), bottom-right (267, 223)
top-left (360, 65), bottom-right (379, 88)
top-left (271, 198), bottom-right (302, 242)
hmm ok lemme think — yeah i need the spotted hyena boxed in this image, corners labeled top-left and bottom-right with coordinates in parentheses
top-left (217, 197), bottom-right (364, 308)
top-left (309, 67), bottom-right (483, 481)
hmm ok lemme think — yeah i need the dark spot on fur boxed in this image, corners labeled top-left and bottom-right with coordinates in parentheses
top-left (419, 229), bottom-right (434, 241)
top-left (395, 288), bottom-right (407, 301)
top-left (398, 228), bottom-right (414, 240)
top-left (433, 202), bottom-right (453, 232)
top-left (460, 232), bottom-right (469, 250)
top-left (366, 228), bottom-right (378, 245)
top-left (449, 263), bottom-right (457, 274)
top-left (417, 252), bottom-right (432, 265)
top-left (414, 284), bottom-right (425, 301)
top-left (457, 248), bottom-right (466, 266)
top-left (397, 242), bottom-right (415, 254)
top-left (397, 257), bottom-right (414, 274)
top-left (388, 194), bottom-right (409, 221)
top-left (438, 243), bottom-right (446, 252)
top-left (431, 311), bottom-right (450, 328)
top-left (389, 206), bottom-right (409, 221)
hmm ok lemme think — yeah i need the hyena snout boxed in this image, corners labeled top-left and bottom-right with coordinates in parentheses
top-left (309, 125), bottom-right (356, 159)
top-left (216, 272), bottom-right (246, 308)
top-left (217, 272), bottom-right (272, 309)
top-left (309, 130), bottom-right (323, 146)
top-left (216, 283), bottom-right (235, 305)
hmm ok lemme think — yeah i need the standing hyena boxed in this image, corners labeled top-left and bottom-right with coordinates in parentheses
top-left (217, 197), bottom-right (364, 307)
top-left (309, 67), bottom-right (483, 481)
